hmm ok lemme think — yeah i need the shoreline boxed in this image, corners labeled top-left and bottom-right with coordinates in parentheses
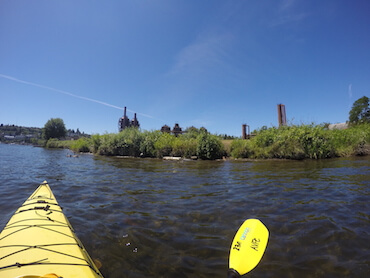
top-left (2, 122), bottom-right (369, 161)
top-left (70, 151), bottom-right (370, 162)
top-left (2, 141), bottom-right (370, 161)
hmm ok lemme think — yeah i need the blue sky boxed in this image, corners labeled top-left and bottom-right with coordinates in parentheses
top-left (1, 0), bottom-right (369, 136)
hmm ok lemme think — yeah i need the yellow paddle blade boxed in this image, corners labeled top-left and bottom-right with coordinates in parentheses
top-left (229, 219), bottom-right (269, 276)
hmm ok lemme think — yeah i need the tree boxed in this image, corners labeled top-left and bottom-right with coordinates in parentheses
top-left (349, 96), bottom-right (370, 125)
top-left (43, 118), bottom-right (67, 140)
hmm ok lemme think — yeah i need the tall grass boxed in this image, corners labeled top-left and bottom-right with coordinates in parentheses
top-left (231, 123), bottom-right (370, 159)
top-left (330, 123), bottom-right (370, 156)
top-left (70, 138), bottom-right (90, 153)
top-left (45, 124), bottom-right (369, 160)
top-left (45, 138), bottom-right (72, 149)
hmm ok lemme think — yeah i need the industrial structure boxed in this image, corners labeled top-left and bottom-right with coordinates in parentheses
top-left (277, 104), bottom-right (287, 127)
top-left (118, 107), bottom-right (140, 132)
top-left (161, 123), bottom-right (183, 136)
top-left (242, 124), bottom-right (250, 139)
top-left (241, 104), bottom-right (287, 139)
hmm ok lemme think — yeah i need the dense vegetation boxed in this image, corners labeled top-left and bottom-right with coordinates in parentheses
top-left (67, 127), bottom-right (226, 160)
top-left (41, 123), bottom-right (370, 160)
top-left (231, 123), bottom-right (370, 159)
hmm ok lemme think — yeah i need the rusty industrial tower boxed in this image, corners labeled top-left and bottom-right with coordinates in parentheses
top-left (118, 107), bottom-right (140, 132)
top-left (277, 104), bottom-right (287, 127)
top-left (160, 123), bottom-right (183, 136)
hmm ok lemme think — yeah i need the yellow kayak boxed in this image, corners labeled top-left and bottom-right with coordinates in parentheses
top-left (0, 181), bottom-right (103, 278)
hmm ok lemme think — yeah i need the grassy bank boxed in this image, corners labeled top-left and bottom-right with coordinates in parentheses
top-left (231, 123), bottom-right (370, 159)
top-left (45, 123), bottom-right (370, 160)
top-left (46, 128), bottom-right (226, 160)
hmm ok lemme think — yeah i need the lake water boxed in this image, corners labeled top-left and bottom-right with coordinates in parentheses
top-left (0, 143), bottom-right (369, 277)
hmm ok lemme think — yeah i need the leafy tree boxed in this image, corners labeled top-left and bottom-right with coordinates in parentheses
top-left (349, 96), bottom-right (370, 124)
top-left (43, 118), bottom-right (67, 140)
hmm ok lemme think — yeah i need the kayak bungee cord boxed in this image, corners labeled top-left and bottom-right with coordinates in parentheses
top-left (0, 258), bottom-right (49, 270)
top-left (0, 202), bottom-right (74, 242)
top-left (0, 203), bottom-right (99, 275)
top-left (0, 182), bottom-right (103, 278)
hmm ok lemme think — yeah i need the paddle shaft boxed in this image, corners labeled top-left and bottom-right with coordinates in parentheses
top-left (228, 269), bottom-right (242, 278)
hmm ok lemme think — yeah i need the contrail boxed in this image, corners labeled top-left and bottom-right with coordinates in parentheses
top-left (0, 73), bottom-right (154, 119)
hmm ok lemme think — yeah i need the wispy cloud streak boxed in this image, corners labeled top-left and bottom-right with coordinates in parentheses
top-left (270, 0), bottom-right (309, 27)
top-left (348, 83), bottom-right (353, 99)
top-left (0, 73), bottom-right (155, 119)
top-left (279, 0), bottom-right (295, 12)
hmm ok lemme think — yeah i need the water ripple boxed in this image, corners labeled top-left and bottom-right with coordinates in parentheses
top-left (0, 144), bottom-right (369, 277)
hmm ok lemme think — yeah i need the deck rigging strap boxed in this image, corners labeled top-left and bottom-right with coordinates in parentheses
top-left (0, 243), bottom-right (86, 262)
top-left (0, 244), bottom-right (101, 276)
top-left (0, 223), bottom-right (75, 241)
top-left (0, 258), bottom-right (48, 270)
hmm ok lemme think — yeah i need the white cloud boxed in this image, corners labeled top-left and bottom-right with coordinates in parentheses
top-left (348, 83), bottom-right (353, 99)
top-left (168, 33), bottom-right (232, 78)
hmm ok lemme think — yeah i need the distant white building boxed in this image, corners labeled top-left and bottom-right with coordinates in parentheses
top-left (328, 123), bottom-right (348, 130)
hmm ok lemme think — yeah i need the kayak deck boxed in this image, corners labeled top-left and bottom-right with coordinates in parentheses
top-left (0, 181), bottom-right (103, 278)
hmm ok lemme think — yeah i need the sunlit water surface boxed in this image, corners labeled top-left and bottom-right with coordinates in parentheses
top-left (0, 144), bottom-right (369, 277)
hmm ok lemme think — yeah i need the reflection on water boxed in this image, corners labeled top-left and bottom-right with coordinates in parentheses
top-left (0, 144), bottom-right (369, 277)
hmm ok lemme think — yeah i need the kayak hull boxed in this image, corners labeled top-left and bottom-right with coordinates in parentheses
top-left (0, 181), bottom-right (103, 278)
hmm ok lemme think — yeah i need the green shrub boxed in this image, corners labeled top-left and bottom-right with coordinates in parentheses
top-left (172, 136), bottom-right (197, 158)
top-left (254, 127), bottom-right (277, 148)
top-left (45, 138), bottom-right (61, 148)
top-left (70, 138), bottom-right (90, 153)
top-left (45, 138), bottom-right (72, 149)
top-left (269, 137), bottom-right (305, 160)
top-left (140, 130), bottom-right (161, 157)
top-left (196, 132), bottom-right (224, 160)
top-left (90, 134), bottom-right (101, 153)
top-left (299, 125), bottom-right (335, 159)
top-left (115, 128), bottom-right (143, 156)
top-left (97, 134), bottom-right (118, 156)
top-left (230, 139), bottom-right (254, 158)
top-left (154, 132), bottom-right (175, 158)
